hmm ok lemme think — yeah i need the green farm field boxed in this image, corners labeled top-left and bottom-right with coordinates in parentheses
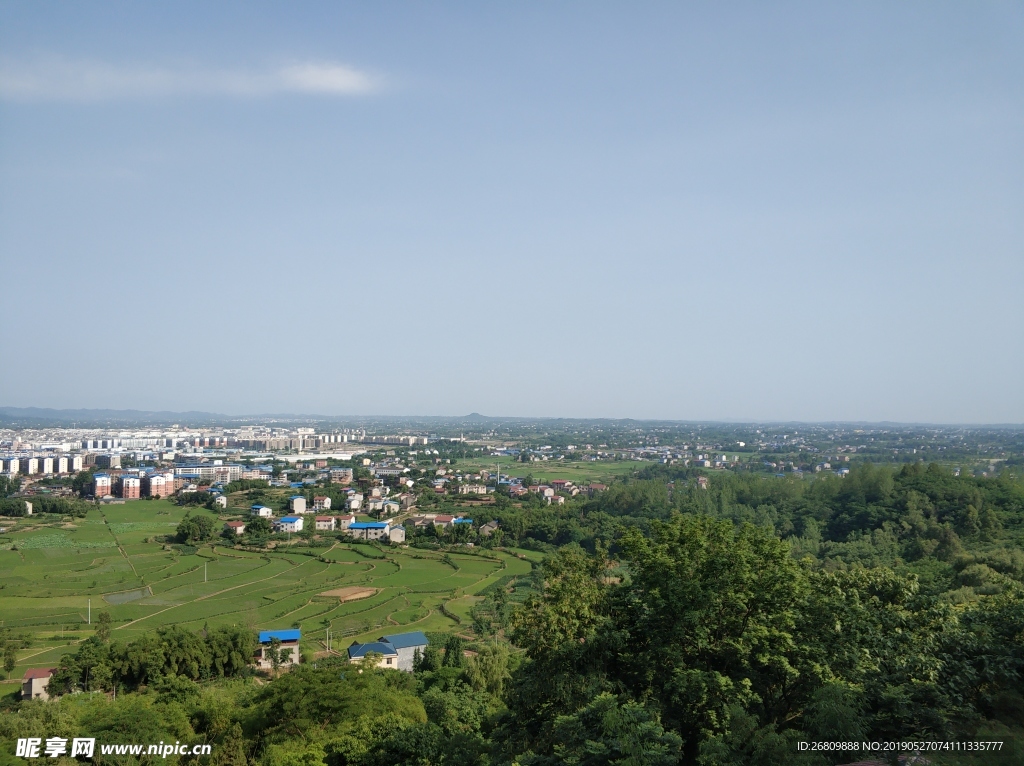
top-left (0, 500), bottom-right (534, 691)
top-left (453, 455), bottom-right (653, 485)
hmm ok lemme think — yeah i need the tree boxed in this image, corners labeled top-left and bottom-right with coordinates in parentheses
top-left (71, 470), bottom-right (94, 497)
top-left (254, 659), bottom-right (425, 741)
top-left (465, 641), bottom-right (512, 699)
top-left (548, 692), bottom-right (682, 766)
top-left (415, 643), bottom-right (443, 673)
top-left (176, 513), bottom-right (214, 543)
top-left (268, 636), bottom-right (282, 677)
top-left (0, 475), bottom-right (21, 498)
top-left (245, 515), bottom-right (272, 538)
top-left (442, 635), bottom-right (465, 669)
top-left (3, 643), bottom-right (16, 679)
top-left (96, 611), bottom-right (112, 643)
top-left (215, 722), bottom-right (249, 766)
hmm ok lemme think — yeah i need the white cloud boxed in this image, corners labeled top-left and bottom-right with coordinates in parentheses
top-left (0, 58), bottom-right (382, 101)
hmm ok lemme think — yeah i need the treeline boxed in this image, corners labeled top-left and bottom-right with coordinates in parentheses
top-left (0, 496), bottom-right (91, 517)
top-left (223, 479), bottom-right (270, 493)
top-left (5, 632), bottom-right (516, 766)
top-left (458, 464), bottom-right (1024, 595)
top-left (47, 622), bottom-right (257, 694)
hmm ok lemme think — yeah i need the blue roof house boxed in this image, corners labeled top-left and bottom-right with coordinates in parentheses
top-left (347, 631), bottom-right (428, 672)
top-left (276, 516), bottom-right (303, 533)
top-left (256, 629), bottom-right (301, 671)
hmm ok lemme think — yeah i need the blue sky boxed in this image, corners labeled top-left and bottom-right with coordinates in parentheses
top-left (1, 2), bottom-right (1022, 422)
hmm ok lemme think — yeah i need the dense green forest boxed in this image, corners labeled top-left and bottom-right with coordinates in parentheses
top-left (469, 463), bottom-right (1024, 603)
top-left (2, 464), bottom-right (1022, 765)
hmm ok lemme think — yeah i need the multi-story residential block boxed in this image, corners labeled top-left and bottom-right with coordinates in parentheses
top-left (93, 473), bottom-right (112, 497)
top-left (95, 454), bottom-right (121, 469)
top-left (173, 464), bottom-right (243, 483)
top-left (120, 476), bottom-right (141, 499)
top-left (145, 474), bottom-right (172, 498)
top-left (22, 458), bottom-right (38, 475)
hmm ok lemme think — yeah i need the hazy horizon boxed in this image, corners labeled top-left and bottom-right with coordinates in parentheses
top-left (1, 404), bottom-right (1023, 429)
top-left (2, 2), bottom-right (1022, 422)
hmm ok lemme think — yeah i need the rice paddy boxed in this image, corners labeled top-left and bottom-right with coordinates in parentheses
top-left (0, 500), bottom-right (535, 688)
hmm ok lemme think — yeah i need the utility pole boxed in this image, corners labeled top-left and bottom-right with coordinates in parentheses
top-left (88, 599), bottom-right (91, 625)
top-left (204, 562), bottom-right (207, 583)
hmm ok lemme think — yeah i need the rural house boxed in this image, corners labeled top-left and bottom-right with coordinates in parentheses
top-left (22, 668), bottom-right (55, 701)
top-left (255, 629), bottom-right (301, 670)
top-left (275, 516), bottom-right (303, 533)
top-left (347, 631), bottom-right (427, 671)
top-left (347, 521), bottom-right (390, 541)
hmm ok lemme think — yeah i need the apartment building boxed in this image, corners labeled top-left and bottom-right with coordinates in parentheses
top-left (144, 473), bottom-right (175, 498)
top-left (93, 473), bottom-right (112, 497)
top-left (119, 476), bottom-right (141, 499)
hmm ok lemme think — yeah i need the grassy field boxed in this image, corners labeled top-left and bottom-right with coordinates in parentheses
top-left (453, 455), bottom-right (652, 485)
top-left (0, 500), bottom-right (535, 690)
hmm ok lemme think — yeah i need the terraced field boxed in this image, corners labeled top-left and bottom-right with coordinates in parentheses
top-left (0, 501), bottom-right (534, 690)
